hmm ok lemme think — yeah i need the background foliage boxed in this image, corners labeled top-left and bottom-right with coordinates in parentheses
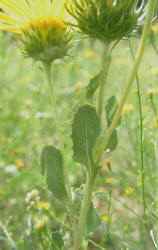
top-left (0, 29), bottom-right (158, 249)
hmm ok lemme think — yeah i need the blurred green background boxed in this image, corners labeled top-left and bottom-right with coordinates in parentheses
top-left (0, 28), bottom-right (158, 249)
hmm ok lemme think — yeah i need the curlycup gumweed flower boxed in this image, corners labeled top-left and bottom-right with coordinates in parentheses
top-left (0, 0), bottom-right (73, 64)
top-left (66, 0), bottom-right (145, 43)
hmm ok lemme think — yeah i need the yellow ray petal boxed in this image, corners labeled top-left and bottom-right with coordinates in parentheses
top-left (0, 13), bottom-right (21, 25)
top-left (0, 23), bottom-right (21, 33)
top-left (0, 0), bottom-right (25, 19)
top-left (0, 0), bottom-right (71, 33)
top-left (52, 0), bottom-right (67, 18)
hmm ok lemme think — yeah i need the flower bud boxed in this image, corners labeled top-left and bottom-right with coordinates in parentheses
top-left (67, 0), bottom-right (145, 43)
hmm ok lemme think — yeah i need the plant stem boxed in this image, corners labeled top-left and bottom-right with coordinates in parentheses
top-left (96, 0), bottom-right (156, 165)
top-left (0, 222), bottom-right (16, 250)
top-left (128, 40), bottom-right (146, 220)
top-left (44, 64), bottom-right (72, 208)
top-left (74, 174), bottom-right (94, 250)
top-left (97, 48), bottom-right (111, 117)
top-left (129, 45), bottom-right (157, 249)
top-left (89, 240), bottom-right (106, 250)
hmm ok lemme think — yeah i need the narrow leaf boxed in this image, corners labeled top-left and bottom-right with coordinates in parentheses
top-left (105, 95), bottom-right (121, 152)
top-left (86, 71), bottom-right (103, 103)
top-left (106, 130), bottom-right (118, 152)
top-left (86, 202), bottom-right (100, 234)
top-left (72, 105), bottom-right (101, 171)
top-left (40, 146), bottom-right (67, 202)
top-left (105, 95), bottom-right (121, 127)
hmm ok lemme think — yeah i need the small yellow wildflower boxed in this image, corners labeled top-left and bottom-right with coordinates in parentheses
top-left (124, 187), bottom-right (133, 196)
top-left (122, 104), bottom-right (134, 114)
top-left (101, 165), bottom-right (108, 172)
top-left (148, 66), bottom-right (158, 75)
top-left (105, 178), bottom-right (112, 185)
top-left (37, 202), bottom-right (50, 211)
top-left (75, 83), bottom-right (81, 89)
top-left (115, 59), bottom-right (129, 66)
top-left (23, 116), bottom-right (30, 121)
top-left (19, 146), bottom-right (27, 153)
top-left (34, 217), bottom-right (48, 230)
top-left (15, 159), bottom-right (24, 168)
top-left (151, 22), bottom-right (158, 34)
top-left (148, 89), bottom-right (154, 99)
top-left (116, 206), bottom-right (123, 212)
top-left (84, 50), bottom-right (95, 58)
top-left (153, 116), bottom-right (158, 128)
top-left (48, 142), bottom-right (55, 146)
top-left (8, 232), bottom-right (13, 237)
top-left (105, 159), bottom-right (111, 165)
top-left (50, 210), bottom-right (56, 217)
top-left (19, 76), bottom-right (32, 85)
top-left (136, 181), bottom-right (142, 187)
top-left (105, 159), bottom-right (111, 170)
top-left (73, 99), bottom-right (79, 105)
top-left (153, 87), bottom-right (158, 94)
top-left (101, 216), bottom-right (108, 222)
top-left (1, 136), bottom-right (7, 142)
top-left (138, 119), bottom-right (146, 126)
top-left (98, 187), bottom-right (105, 193)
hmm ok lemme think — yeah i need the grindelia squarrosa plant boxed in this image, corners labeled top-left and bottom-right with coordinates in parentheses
top-left (66, 0), bottom-right (146, 117)
top-left (0, 0), bottom-right (157, 249)
top-left (66, 1), bottom-right (157, 249)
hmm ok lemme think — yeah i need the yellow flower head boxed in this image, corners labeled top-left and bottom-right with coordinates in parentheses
top-left (37, 201), bottom-right (50, 211)
top-left (101, 215), bottom-right (108, 222)
top-left (124, 187), bottom-right (133, 196)
top-left (153, 116), bottom-right (158, 129)
top-left (0, 0), bottom-right (73, 63)
top-left (34, 216), bottom-right (48, 230)
top-left (151, 22), bottom-right (158, 34)
top-left (15, 158), bottom-right (24, 168)
top-left (122, 104), bottom-right (134, 115)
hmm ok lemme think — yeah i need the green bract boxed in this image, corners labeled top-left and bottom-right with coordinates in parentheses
top-left (67, 0), bottom-right (145, 42)
top-left (18, 19), bottom-right (73, 64)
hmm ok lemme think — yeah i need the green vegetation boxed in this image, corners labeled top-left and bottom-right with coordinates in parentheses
top-left (0, 20), bottom-right (158, 250)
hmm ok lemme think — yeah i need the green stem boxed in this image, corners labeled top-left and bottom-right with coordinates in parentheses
top-left (96, 0), bottom-right (156, 164)
top-left (128, 40), bottom-right (146, 220)
top-left (74, 174), bottom-right (94, 250)
top-left (44, 64), bottom-right (73, 209)
top-left (0, 222), bottom-right (16, 250)
top-left (129, 47), bottom-right (157, 250)
top-left (97, 48), bottom-right (111, 117)
top-left (89, 240), bottom-right (106, 250)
